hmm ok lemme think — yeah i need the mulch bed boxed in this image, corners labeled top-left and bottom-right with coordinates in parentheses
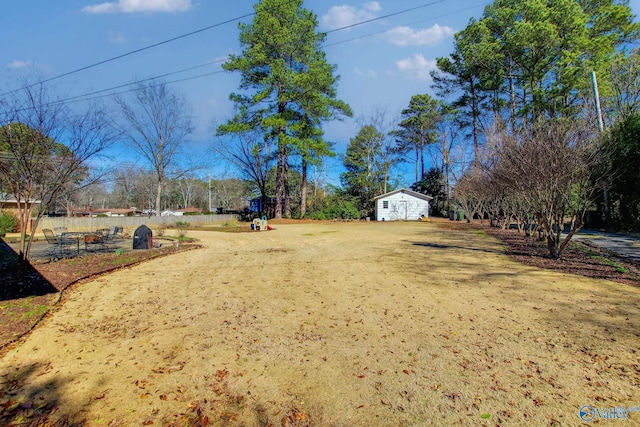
top-left (475, 222), bottom-right (640, 287)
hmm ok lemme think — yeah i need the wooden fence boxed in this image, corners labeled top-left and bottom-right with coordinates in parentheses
top-left (35, 214), bottom-right (239, 233)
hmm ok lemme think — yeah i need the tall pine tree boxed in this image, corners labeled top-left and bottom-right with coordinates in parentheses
top-left (218, 0), bottom-right (350, 218)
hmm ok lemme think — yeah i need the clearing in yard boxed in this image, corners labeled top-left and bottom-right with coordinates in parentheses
top-left (0, 221), bottom-right (639, 426)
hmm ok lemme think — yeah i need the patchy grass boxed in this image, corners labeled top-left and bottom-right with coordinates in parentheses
top-left (576, 244), bottom-right (628, 273)
top-left (21, 304), bottom-right (47, 320)
top-left (163, 235), bottom-right (196, 242)
top-left (0, 223), bottom-right (639, 426)
top-left (206, 221), bottom-right (253, 233)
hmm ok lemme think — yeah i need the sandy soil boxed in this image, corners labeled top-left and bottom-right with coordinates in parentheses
top-left (1, 221), bottom-right (639, 426)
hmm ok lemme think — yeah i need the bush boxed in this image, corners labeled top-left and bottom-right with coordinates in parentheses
top-left (173, 221), bottom-right (189, 239)
top-left (309, 198), bottom-right (359, 220)
top-left (0, 211), bottom-right (19, 236)
top-left (155, 225), bottom-right (167, 237)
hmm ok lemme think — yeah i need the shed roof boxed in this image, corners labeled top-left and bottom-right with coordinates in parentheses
top-left (373, 188), bottom-right (433, 202)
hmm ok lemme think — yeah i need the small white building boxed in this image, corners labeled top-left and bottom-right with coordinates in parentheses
top-left (160, 207), bottom-right (203, 217)
top-left (373, 188), bottom-right (432, 221)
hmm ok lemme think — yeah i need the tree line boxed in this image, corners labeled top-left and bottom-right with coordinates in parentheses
top-left (436, 0), bottom-right (640, 258)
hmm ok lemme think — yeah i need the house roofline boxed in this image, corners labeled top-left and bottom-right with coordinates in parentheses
top-left (373, 188), bottom-right (433, 202)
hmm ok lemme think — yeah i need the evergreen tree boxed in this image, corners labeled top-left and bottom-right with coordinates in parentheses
top-left (341, 125), bottom-right (393, 217)
top-left (433, 0), bottom-right (639, 157)
top-left (605, 113), bottom-right (640, 229)
top-left (391, 94), bottom-right (442, 183)
top-left (411, 168), bottom-right (447, 217)
top-left (218, 0), bottom-right (350, 218)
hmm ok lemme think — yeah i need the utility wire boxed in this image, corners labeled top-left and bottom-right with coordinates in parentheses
top-left (7, 0), bottom-right (464, 110)
top-left (325, 3), bottom-right (485, 47)
top-left (325, 0), bottom-right (446, 34)
top-left (47, 59), bottom-right (227, 106)
top-left (0, 0), bottom-right (299, 97)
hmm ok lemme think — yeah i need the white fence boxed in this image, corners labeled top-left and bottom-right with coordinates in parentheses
top-left (36, 214), bottom-right (239, 233)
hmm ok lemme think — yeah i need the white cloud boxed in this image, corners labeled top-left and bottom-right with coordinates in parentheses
top-left (7, 60), bottom-right (32, 70)
top-left (355, 67), bottom-right (377, 77)
top-left (364, 1), bottom-right (381, 12)
top-left (384, 24), bottom-right (455, 46)
top-left (321, 2), bottom-right (381, 30)
top-left (83, 0), bottom-right (192, 14)
top-left (107, 31), bottom-right (126, 43)
top-left (395, 54), bottom-right (437, 80)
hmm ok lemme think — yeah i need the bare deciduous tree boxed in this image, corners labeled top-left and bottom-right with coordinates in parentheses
top-left (114, 80), bottom-right (193, 216)
top-left (213, 126), bottom-right (272, 214)
top-left (111, 165), bottom-right (157, 211)
top-left (452, 166), bottom-right (488, 223)
top-left (0, 81), bottom-right (115, 260)
top-left (487, 119), bottom-right (608, 259)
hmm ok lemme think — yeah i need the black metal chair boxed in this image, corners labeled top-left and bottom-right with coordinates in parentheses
top-left (104, 226), bottom-right (118, 246)
top-left (53, 226), bottom-right (68, 237)
top-left (42, 228), bottom-right (73, 257)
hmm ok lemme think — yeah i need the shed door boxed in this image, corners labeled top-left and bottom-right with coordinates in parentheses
top-left (398, 201), bottom-right (407, 220)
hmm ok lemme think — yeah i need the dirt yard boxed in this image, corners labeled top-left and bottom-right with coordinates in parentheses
top-left (1, 221), bottom-right (639, 426)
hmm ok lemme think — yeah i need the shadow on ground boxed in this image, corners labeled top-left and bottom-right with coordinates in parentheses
top-left (0, 360), bottom-right (84, 425)
top-left (0, 238), bottom-right (58, 301)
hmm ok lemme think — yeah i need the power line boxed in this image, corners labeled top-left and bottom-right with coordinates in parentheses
top-left (0, 0), bottom-right (300, 97)
top-left (325, 4), bottom-right (485, 48)
top-left (47, 59), bottom-right (228, 107)
top-left (325, 0), bottom-right (447, 34)
top-left (7, 0), bottom-right (465, 110)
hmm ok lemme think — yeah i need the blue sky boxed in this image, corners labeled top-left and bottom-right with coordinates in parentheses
top-left (2, 0), bottom-right (640, 186)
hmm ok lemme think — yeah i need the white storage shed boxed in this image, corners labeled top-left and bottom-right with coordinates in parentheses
top-left (373, 188), bottom-right (432, 221)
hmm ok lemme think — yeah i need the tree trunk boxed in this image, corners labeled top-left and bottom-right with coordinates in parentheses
top-left (275, 141), bottom-right (284, 219)
top-left (18, 203), bottom-right (30, 260)
top-left (155, 179), bottom-right (163, 216)
top-left (300, 159), bottom-right (308, 219)
top-left (415, 149), bottom-right (419, 183)
top-left (420, 136), bottom-right (425, 181)
top-left (471, 80), bottom-right (480, 164)
top-left (545, 234), bottom-right (559, 259)
top-left (284, 145), bottom-right (291, 218)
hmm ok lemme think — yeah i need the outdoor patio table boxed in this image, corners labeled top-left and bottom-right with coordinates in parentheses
top-left (61, 232), bottom-right (86, 256)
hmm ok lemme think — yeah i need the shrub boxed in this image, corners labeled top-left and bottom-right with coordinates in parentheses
top-left (0, 211), bottom-right (19, 236)
top-left (310, 198), bottom-right (359, 220)
top-left (174, 221), bottom-right (189, 238)
top-left (155, 225), bottom-right (167, 237)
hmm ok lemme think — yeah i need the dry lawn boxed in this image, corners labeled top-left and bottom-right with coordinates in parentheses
top-left (1, 221), bottom-right (639, 426)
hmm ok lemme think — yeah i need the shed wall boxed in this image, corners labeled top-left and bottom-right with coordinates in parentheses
top-left (375, 193), bottom-right (429, 221)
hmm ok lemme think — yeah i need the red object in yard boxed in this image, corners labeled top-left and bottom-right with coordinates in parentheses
top-left (267, 224), bottom-right (273, 231)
